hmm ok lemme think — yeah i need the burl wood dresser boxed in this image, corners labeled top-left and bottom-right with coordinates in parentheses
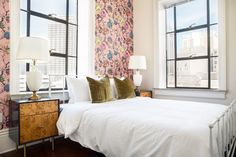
top-left (9, 98), bottom-right (60, 157)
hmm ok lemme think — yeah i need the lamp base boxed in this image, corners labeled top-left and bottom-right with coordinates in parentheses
top-left (29, 91), bottom-right (41, 100)
top-left (135, 86), bottom-right (141, 96)
top-left (133, 72), bottom-right (142, 87)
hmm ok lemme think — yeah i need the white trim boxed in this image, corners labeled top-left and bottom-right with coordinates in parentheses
top-left (88, 0), bottom-right (96, 76)
top-left (154, 88), bottom-right (226, 99)
top-left (218, 0), bottom-right (227, 90)
top-left (0, 129), bottom-right (16, 154)
top-left (0, 128), bottom-right (9, 136)
top-left (153, 0), bottom-right (159, 88)
top-left (11, 90), bottom-right (68, 96)
top-left (10, 0), bottom-right (20, 94)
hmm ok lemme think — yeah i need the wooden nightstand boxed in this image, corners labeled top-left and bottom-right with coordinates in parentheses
top-left (9, 98), bottom-right (60, 157)
top-left (140, 90), bottom-right (152, 98)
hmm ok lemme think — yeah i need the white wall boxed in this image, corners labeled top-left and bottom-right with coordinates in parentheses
top-left (133, 0), bottom-right (154, 90)
top-left (10, 0), bottom-right (20, 94)
top-left (225, 0), bottom-right (236, 104)
top-left (133, 0), bottom-right (236, 105)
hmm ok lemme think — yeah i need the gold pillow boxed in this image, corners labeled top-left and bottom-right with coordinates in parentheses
top-left (86, 76), bottom-right (113, 103)
top-left (114, 77), bottom-right (135, 99)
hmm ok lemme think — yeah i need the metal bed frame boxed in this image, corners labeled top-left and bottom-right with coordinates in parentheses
top-left (48, 74), bottom-right (236, 157)
top-left (209, 99), bottom-right (236, 157)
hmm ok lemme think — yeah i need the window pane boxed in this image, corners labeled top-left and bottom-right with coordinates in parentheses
top-left (31, 0), bottom-right (66, 20)
top-left (50, 76), bottom-right (65, 89)
top-left (167, 33), bottom-right (175, 59)
top-left (69, 0), bottom-right (78, 24)
top-left (20, 11), bottom-right (27, 36)
top-left (210, 25), bottom-right (218, 56)
top-left (37, 64), bottom-right (48, 75)
top-left (48, 57), bottom-right (65, 89)
top-left (48, 57), bottom-right (65, 75)
top-left (176, 0), bottom-right (207, 29)
top-left (19, 63), bottom-right (27, 92)
top-left (41, 75), bottom-right (50, 89)
top-left (211, 57), bottom-right (219, 88)
top-left (20, 0), bottom-right (27, 10)
top-left (167, 61), bottom-right (175, 87)
top-left (30, 16), bottom-right (67, 54)
top-left (166, 8), bottom-right (174, 32)
top-left (68, 25), bottom-right (77, 56)
top-left (177, 59), bottom-right (208, 88)
top-left (210, 0), bottom-right (218, 24)
top-left (177, 28), bottom-right (207, 58)
top-left (68, 57), bottom-right (76, 75)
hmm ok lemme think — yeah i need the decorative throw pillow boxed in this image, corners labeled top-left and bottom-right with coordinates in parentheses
top-left (86, 76), bottom-right (113, 103)
top-left (114, 77), bottom-right (135, 99)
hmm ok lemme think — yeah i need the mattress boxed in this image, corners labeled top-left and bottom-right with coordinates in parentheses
top-left (57, 97), bottom-right (226, 157)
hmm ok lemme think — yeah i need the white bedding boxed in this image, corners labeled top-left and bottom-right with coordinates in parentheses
top-left (57, 97), bottom-right (227, 157)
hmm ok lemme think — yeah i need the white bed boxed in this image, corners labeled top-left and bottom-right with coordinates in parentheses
top-left (57, 97), bottom-right (229, 157)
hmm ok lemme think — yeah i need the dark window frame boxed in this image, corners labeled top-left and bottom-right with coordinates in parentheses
top-left (165, 0), bottom-right (218, 89)
top-left (20, 0), bottom-right (78, 91)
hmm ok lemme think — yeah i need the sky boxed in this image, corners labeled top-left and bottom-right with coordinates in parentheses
top-left (20, 0), bottom-right (77, 37)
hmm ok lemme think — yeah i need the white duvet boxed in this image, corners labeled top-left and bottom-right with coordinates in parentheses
top-left (57, 97), bottom-right (227, 157)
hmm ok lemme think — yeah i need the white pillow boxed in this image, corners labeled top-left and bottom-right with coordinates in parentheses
top-left (109, 78), bottom-right (117, 99)
top-left (66, 77), bottom-right (90, 103)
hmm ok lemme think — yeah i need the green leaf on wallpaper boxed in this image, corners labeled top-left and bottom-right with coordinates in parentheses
top-left (6, 48), bottom-right (10, 54)
top-left (107, 51), bottom-right (113, 60)
top-left (0, 22), bottom-right (5, 30)
top-left (107, 19), bottom-right (113, 28)
top-left (0, 76), bottom-right (5, 82)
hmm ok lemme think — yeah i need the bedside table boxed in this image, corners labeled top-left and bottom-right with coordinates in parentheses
top-left (9, 98), bottom-right (60, 157)
top-left (140, 90), bottom-right (152, 98)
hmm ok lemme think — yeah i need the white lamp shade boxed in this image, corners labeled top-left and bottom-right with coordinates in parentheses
top-left (17, 37), bottom-right (50, 62)
top-left (128, 55), bottom-right (147, 70)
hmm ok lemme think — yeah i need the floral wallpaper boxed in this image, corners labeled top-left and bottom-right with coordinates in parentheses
top-left (95, 0), bottom-right (133, 78)
top-left (0, 0), bottom-right (10, 130)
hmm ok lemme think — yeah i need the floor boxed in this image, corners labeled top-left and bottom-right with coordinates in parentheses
top-left (0, 138), bottom-right (105, 157)
top-left (1, 138), bottom-right (236, 157)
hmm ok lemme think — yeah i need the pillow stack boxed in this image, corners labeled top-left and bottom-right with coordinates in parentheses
top-left (67, 76), bottom-right (136, 103)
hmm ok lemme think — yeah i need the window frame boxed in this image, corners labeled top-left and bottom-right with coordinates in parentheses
top-left (20, 0), bottom-right (79, 91)
top-left (165, 0), bottom-right (218, 89)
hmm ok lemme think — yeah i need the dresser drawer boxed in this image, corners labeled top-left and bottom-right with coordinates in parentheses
top-left (20, 100), bottom-right (58, 116)
top-left (140, 91), bottom-right (152, 98)
top-left (19, 112), bottom-right (58, 144)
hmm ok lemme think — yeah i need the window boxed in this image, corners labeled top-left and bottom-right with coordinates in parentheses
top-left (20, 0), bottom-right (78, 91)
top-left (165, 0), bottom-right (218, 89)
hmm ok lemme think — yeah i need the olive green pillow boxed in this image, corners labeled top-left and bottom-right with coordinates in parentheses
top-left (86, 76), bottom-right (113, 103)
top-left (114, 77), bottom-right (135, 99)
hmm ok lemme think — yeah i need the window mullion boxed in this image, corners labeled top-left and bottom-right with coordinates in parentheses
top-left (165, 9), bottom-right (168, 88)
top-left (76, 0), bottom-right (79, 75)
top-left (207, 0), bottom-right (211, 89)
top-left (65, 0), bottom-right (69, 75)
top-left (174, 6), bottom-right (177, 88)
top-left (26, 0), bottom-right (30, 37)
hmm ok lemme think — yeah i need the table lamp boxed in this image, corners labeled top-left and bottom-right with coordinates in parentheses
top-left (17, 37), bottom-right (49, 100)
top-left (128, 55), bottom-right (147, 95)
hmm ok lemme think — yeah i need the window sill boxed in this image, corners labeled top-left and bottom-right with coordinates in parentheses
top-left (153, 88), bottom-right (226, 99)
top-left (10, 90), bottom-right (68, 96)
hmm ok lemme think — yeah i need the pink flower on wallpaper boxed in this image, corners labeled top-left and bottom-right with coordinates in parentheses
top-left (0, 0), bottom-right (10, 130)
top-left (95, 0), bottom-right (133, 78)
